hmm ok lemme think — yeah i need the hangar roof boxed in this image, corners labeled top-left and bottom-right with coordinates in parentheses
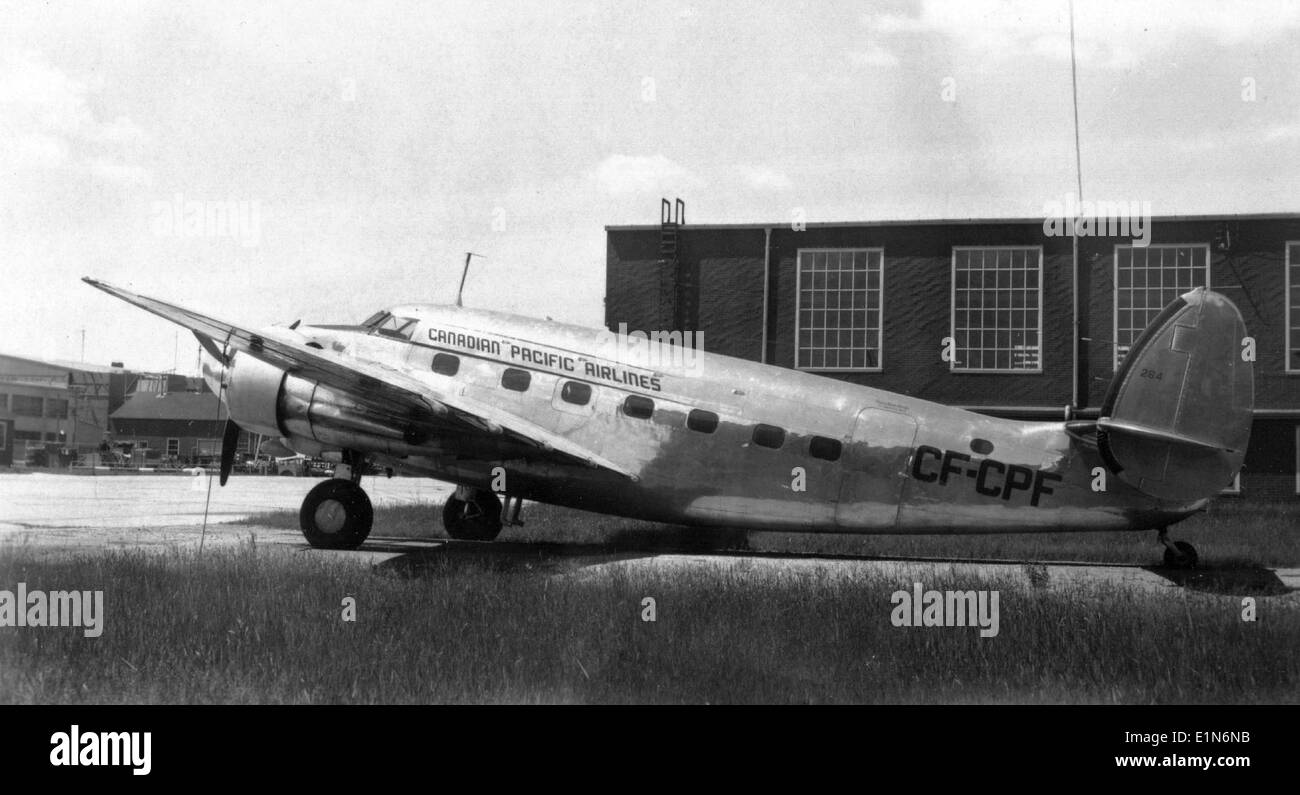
top-left (110, 392), bottom-right (227, 422)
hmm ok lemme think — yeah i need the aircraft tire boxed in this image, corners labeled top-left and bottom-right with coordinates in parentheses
top-left (443, 492), bottom-right (503, 541)
top-left (300, 479), bottom-right (373, 550)
top-left (1162, 541), bottom-right (1198, 569)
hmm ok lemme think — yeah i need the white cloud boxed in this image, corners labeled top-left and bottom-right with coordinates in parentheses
top-left (588, 154), bottom-right (703, 197)
top-left (849, 44), bottom-right (900, 69)
top-left (0, 49), bottom-right (149, 186)
top-left (863, 0), bottom-right (1300, 70)
top-left (737, 164), bottom-right (793, 191)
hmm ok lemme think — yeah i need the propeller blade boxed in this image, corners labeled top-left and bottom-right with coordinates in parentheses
top-left (219, 419), bottom-right (241, 486)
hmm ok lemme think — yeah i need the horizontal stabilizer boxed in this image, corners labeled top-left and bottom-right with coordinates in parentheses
top-left (1097, 288), bottom-right (1253, 502)
top-left (1095, 419), bottom-right (1240, 454)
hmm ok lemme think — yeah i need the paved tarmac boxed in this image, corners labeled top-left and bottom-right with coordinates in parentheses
top-left (1, 473), bottom-right (1295, 599)
top-left (0, 472), bottom-right (451, 534)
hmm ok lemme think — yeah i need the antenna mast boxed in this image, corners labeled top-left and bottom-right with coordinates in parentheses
top-left (456, 252), bottom-right (482, 307)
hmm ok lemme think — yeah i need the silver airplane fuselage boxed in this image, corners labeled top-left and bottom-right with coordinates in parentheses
top-left (219, 303), bottom-right (1208, 536)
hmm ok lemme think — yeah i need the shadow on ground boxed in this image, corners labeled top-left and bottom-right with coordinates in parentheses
top-left (356, 528), bottom-right (1295, 598)
top-left (1145, 564), bottom-right (1293, 596)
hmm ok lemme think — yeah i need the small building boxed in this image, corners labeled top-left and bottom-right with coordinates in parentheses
top-left (0, 353), bottom-right (125, 463)
top-left (109, 391), bottom-right (261, 465)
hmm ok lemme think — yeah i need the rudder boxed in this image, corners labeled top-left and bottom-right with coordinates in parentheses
top-left (1097, 287), bottom-right (1253, 502)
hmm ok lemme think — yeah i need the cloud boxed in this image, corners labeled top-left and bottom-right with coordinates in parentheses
top-left (737, 164), bottom-right (793, 191)
top-left (849, 44), bottom-right (900, 69)
top-left (588, 154), bottom-right (703, 197)
top-left (0, 49), bottom-right (149, 186)
top-left (863, 0), bottom-right (1300, 70)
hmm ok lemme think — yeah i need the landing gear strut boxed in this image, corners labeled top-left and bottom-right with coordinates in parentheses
top-left (1158, 527), bottom-right (1198, 569)
top-left (443, 487), bottom-right (504, 541)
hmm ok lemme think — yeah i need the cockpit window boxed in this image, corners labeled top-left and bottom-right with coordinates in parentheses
top-left (366, 313), bottom-right (419, 340)
top-left (361, 311), bottom-right (390, 328)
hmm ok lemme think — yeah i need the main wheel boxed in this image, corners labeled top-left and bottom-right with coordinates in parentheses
top-left (300, 479), bottom-right (373, 550)
top-left (442, 491), bottom-right (503, 541)
top-left (1162, 540), bottom-right (1198, 569)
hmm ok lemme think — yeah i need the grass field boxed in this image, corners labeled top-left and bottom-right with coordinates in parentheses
top-left (248, 497), bottom-right (1300, 567)
top-left (2, 498), bottom-right (1295, 704)
top-left (1, 540), bottom-right (1296, 704)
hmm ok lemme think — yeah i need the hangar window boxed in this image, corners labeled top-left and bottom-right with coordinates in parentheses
top-left (623, 395), bottom-right (654, 419)
top-left (687, 409), bottom-right (719, 433)
top-left (44, 398), bottom-right (68, 418)
top-left (1114, 244), bottom-right (1208, 369)
top-left (10, 395), bottom-right (42, 417)
top-left (0, 393), bottom-right (8, 411)
top-left (809, 436), bottom-right (842, 461)
top-left (752, 424), bottom-right (785, 449)
top-left (1287, 242), bottom-right (1300, 373)
top-left (952, 247), bottom-right (1043, 372)
top-left (561, 381), bottom-right (592, 405)
top-left (432, 353), bottom-right (460, 376)
top-left (796, 248), bottom-right (883, 371)
top-left (166, 438), bottom-right (180, 457)
top-left (501, 368), bottom-right (531, 392)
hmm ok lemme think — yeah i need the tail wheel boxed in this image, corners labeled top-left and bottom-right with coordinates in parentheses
top-left (300, 479), bottom-right (373, 550)
top-left (1162, 540), bottom-right (1198, 569)
top-left (443, 491), bottom-right (503, 541)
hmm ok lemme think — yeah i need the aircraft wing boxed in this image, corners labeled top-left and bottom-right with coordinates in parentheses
top-left (82, 278), bottom-right (637, 479)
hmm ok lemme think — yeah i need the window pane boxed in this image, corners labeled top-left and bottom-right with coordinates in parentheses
top-left (431, 353), bottom-right (459, 376)
top-left (950, 248), bottom-right (1041, 371)
top-left (687, 409), bottom-right (719, 433)
top-left (501, 368), bottom-right (530, 392)
top-left (796, 249), bottom-right (882, 370)
top-left (623, 395), bottom-right (654, 419)
top-left (561, 381), bottom-right (592, 405)
top-left (1113, 245), bottom-right (1208, 368)
top-left (752, 424), bottom-right (785, 449)
top-left (809, 436), bottom-right (842, 461)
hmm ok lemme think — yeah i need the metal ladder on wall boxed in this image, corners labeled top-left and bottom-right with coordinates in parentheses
top-left (659, 198), bottom-right (686, 330)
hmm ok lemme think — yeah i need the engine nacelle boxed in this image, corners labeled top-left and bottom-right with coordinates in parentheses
top-left (224, 351), bottom-right (433, 457)
top-left (226, 353), bottom-right (288, 438)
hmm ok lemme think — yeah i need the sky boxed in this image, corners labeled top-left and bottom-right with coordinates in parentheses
top-left (3, 0), bottom-right (1300, 374)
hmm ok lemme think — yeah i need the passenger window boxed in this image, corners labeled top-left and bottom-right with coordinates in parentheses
top-left (687, 409), bottom-right (719, 433)
top-left (432, 353), bottom-right (459, 376)
top-left (809, 436), bottom-right (842, 461)
top-left (623, 395), bottom-right (654, 419)
top-left (752, 424), bottom-right (785, 449)
top-left (561, 381), bottom-right (592, 406)
top-left (501, 368), bottom-right (531, 392)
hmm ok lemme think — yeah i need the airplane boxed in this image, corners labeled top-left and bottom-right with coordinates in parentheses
top-left (83, 277), bottom-right (1252, 568)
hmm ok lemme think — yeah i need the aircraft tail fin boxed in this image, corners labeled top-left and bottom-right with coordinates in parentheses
top-left (1096, 287), bottom-right (1253, 502)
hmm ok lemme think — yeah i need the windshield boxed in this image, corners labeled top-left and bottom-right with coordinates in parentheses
top-left (363, 311), bottom-right (418, 340)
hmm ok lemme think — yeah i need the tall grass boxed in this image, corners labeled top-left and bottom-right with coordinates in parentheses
top-left (1, 542), bottom-right (1295, 704)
